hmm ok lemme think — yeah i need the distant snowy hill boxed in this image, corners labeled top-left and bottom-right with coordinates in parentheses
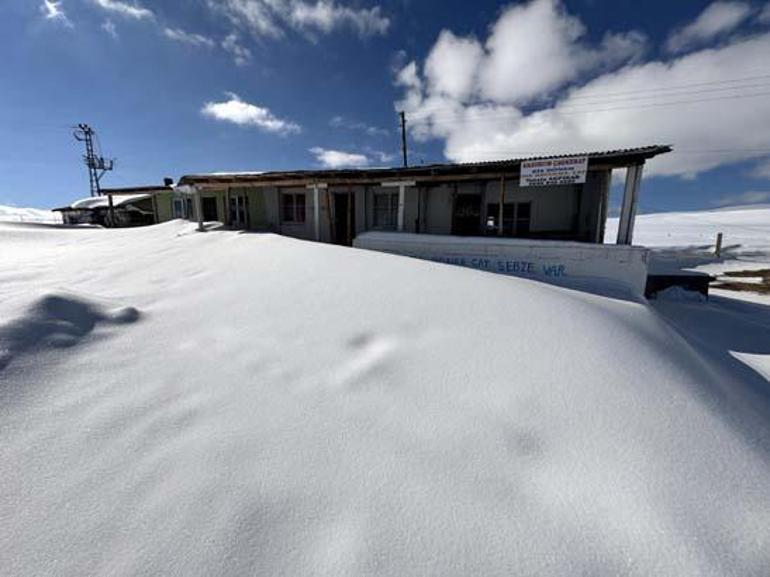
top-left (605, 205), bottom-right (770, 255)
top-left (1, 220), bottom-right (769, 576)
top-left (0, 204), bottom-right (61, 223)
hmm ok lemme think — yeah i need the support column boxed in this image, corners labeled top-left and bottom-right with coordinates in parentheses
top-left (498, 174), bottom-right (505, 236)
top-left (616, 164), bottom-right (644, 245)
top-left (195, 187), bottom-right (204, 232)
top-left (307, 183), bottom-right (328, 242)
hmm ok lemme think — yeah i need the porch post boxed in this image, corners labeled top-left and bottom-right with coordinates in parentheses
top-left (307, 183), bottom-right (328, 241)
top-left (616, 164), bottom-right (644, 245)
top-left (195, 187), bottom-right (204, 231)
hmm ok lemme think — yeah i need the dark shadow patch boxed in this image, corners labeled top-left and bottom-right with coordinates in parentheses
top-left (0, 293), bottom-right (141, 372)
top-left (653, 295), bottom-right (770, 460)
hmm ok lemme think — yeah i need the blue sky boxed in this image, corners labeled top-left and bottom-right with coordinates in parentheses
top-left (2, 0), bottom-right (770, 213)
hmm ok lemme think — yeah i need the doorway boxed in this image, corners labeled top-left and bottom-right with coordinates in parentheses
top-left (229, 194), bottom-right (249, 229)
top-left (201, 196), bottom-right (219, 221)
top-left (333, 192), bottom-right (355, 245)
top-left (452, 194), bottom-right (481, 236)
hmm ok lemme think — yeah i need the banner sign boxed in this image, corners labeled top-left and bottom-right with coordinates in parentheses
top-left (520, 156), bottom-right (588, 187)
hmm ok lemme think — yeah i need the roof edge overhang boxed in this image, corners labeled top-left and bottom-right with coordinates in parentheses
top-left (177, 145), bottom-right (672, 188)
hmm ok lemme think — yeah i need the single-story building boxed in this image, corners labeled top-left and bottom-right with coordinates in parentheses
top-left (53, 189), bottom-right (166, 227)
top-left (173, 146), bottom-right (670, 248)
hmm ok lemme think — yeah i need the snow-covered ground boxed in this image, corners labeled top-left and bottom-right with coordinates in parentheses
top-left (0, 204), bottom-right (61, 224)
top-left (2, 219), bottom-right (770, 576)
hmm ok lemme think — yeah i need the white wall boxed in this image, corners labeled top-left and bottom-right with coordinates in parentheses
top-left (354, 232), bottom-right (650, 297)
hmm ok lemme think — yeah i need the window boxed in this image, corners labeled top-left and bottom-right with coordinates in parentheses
top-left (485, 202), bottom-right (532, 237)
top-left (172, 198), bottom-right (184, 218)
top-left (281, 193), bottom-right (306, 223)
top-left (373, 192), bottom-right (399, 229)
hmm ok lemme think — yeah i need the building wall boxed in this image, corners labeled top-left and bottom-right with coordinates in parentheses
top-left (154, 192), bottom-right (175, 222)
top-left (183, 169), bottom-right (611, 244)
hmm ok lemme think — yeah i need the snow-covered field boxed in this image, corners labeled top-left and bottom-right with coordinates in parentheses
top-left (2, 219), bottom-right (770, 576)
top-left (605, 205), bottom-right (770, 253)
top-left (0, 204), bottom-right (61, 224)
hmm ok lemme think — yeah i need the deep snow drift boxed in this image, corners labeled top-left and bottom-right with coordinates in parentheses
top-left (0, 204), bottom-right (61, 224)
top-left (1, 221), bottom-right (770, 576)
top-left (605, 205), bottom-right (770, 256)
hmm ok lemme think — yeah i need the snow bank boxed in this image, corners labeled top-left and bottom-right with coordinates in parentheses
top-left (1, 221), bottom-right (770, 576)
top-left (605, 205), bottom-right (770, 256)
top-left (0, 204), bottom-right (61, 223)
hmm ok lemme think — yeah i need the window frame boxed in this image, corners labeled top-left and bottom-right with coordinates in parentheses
top-left (372, 192), bottom-right (399, 230)
top-left (281, 192), bottom-right (306, 224)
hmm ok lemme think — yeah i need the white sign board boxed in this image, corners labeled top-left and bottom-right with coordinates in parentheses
top-left (520, 156), bottom-right (588, 187)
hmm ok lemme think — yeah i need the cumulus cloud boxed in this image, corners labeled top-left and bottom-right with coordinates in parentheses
top-left (163, 28), bottom-right (216, 48)
top-left (394, 0), bottom-right (770, 179)
top-left (666, 1), bottom-right (752, 53)
top-left (478, 0), bottom-right (646, 104)
top-left (222, 33), bottom-right (253, 65)
top-left (202, 93), bottom-right (300, 135)
top-left (41, 0), bottom-right (72, 26)
top-left (92, 0), bottom-right (153, 20)
top-left (713, 190), bottom-right (770, 207)
top-left (209, 0), bottom-right (390, 40)
top-left (310, 147), bottom-right (369, 168)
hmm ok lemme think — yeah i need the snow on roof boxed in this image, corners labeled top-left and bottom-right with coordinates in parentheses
top-left (68, 194), bottom-right (151, 210)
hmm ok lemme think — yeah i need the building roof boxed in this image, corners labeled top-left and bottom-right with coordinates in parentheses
top-left (178, 145), bottom-right (672, 187)
top-left (54, 194), bottom-right (152, 211)
top-left (100, 186), bottom-right (173, 195)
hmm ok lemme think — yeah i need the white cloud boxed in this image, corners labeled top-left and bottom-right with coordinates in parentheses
top-left (221, 33), bottom-right (253, 66)
top-left (163, 28), bottom-right (216, 48)
top-left (478, 0), bottom-right (646, 104)
top-left (713, 190), bottom-right (770, 206)
top-left (424, 31), bottom-right (484, 101)
top-left (209, 0), bottom-right (390, 40)
top-left (666, 1), bottom-right (752, 53)
top-left (102, 19), bottom-right (118, 39)
top-left (394, 0), bottom-right (770, 179)
top-left (92, 0), bottom-right (153, 20)
top-left (309, 147), bottom-right (369, 168)
top-left (289, 1), bottom-right (389, 37)
top-left (41, 0), bottom-right (72, 27)
top-left (329, 116), bottom-right (389, 137)
top-left (201, 93), bottom-right (300, 135)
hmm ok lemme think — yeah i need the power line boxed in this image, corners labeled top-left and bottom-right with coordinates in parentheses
top-left (410, 89), bottom-right (770, 123)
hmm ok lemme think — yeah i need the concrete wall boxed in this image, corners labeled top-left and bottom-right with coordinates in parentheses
top-left (354, 231), bottom-right (649, 297)
top-left (154, 192), bottom-right (175, 223)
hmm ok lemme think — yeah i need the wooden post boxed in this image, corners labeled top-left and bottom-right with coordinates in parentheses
top-left (326, 188), bottom-right (334, 243)
top-left (498, 174), bottom-right (505, 236)
top-left (716, 232), bottom-right (723, 257)
top-left (195, 188), bottom-right (204, 231)
top-left (347, 187), bottom-right (353, 245)
top-left (107, 194), bottom-right (115, 227)
top-left (616, 163), bottom-right (644, 245)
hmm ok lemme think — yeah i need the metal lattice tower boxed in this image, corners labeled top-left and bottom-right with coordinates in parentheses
top-left (73, 124), bottom-right (114, 197)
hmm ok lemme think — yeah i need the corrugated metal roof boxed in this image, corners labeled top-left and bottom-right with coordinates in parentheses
top-left (178, 145), bottom-right (672, 186)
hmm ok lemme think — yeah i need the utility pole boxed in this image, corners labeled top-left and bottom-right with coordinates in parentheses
top-left (400, 111), bottom-right (408, 168)
top-left (73, 123), bottom-right (114, 197)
